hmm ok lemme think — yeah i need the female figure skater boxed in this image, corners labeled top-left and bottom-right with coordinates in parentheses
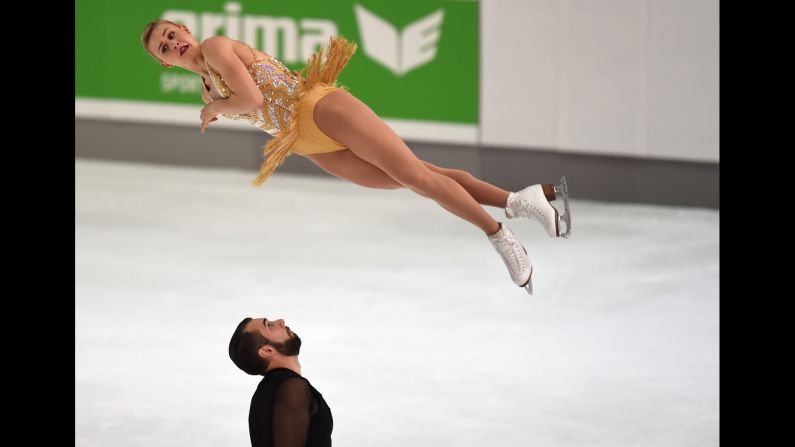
top-left (141, 20), bottom-right (571, 294)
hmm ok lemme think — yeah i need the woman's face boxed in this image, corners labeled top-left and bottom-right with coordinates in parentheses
top-left (147, 22), bottom-right (198, 67)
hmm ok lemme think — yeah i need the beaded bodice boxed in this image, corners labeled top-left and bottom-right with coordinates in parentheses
top-left (205, 54), bottom-right (301, 135)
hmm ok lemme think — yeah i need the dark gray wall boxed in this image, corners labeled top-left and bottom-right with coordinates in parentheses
top-left (76, 119), bottom-right (718, 209)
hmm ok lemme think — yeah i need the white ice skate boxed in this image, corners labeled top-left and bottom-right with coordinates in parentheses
top-left (488, 224), bottom-right (533, 295)
top-left (505, 176), bottom-right (572, 238)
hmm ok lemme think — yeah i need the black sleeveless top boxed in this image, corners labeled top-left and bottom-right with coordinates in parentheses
top-left (249, 367), bottom-right (333, 447)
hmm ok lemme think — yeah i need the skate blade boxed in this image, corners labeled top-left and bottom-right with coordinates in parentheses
top-left (553, 175), bottom-right (572, 238)
top-left (522, 268), bottom-right (533, 295)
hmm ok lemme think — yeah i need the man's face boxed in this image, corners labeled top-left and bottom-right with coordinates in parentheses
top-left (247, 317), bottom-right (302, 356)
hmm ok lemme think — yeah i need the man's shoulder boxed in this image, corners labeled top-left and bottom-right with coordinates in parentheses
top-left (256, 369), bottom-right (303, 390)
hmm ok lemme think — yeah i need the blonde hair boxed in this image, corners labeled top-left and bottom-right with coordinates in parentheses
top-left (141, 19), bottom-right (182, 60)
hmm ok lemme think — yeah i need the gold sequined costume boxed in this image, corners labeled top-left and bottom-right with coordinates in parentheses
top-left (206, 36), bottom-right (356, 186)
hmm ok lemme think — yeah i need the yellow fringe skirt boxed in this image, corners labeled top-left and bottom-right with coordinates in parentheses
top-left (253, 37), bottom-right (356, 187)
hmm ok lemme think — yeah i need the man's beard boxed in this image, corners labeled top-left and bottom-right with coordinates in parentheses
top-left (271, 333), bottom-right (301, 356)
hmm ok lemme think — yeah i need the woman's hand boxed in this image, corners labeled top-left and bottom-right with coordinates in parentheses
top-left (200, 102), bottom-right (219, 133)
top-left (200, 85), bottom-right (214, 105)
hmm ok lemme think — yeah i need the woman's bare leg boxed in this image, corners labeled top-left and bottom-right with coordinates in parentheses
top-left (306, 150), bottom-right (401, 189)
top-left (307, 152), bottom-right (509, 208)
top-left (312, 91), bottom-right (500, 235)
top-left (421, 162), bottom-right (509, 208)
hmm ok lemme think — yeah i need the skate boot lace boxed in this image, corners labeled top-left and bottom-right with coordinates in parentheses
top-left (509, 192), bottom-right (555, 236)
top-left (493, 231), bottom-right (528, 283)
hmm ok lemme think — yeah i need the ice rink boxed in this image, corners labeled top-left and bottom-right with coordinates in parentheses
top-left (76, 159), bottom-right (719, 446)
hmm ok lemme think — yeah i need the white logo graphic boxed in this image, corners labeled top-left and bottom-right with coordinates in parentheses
top-left (163, 2), bottom-right (337, 64)
top-left (354, 4), bottom-right (444, 76)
